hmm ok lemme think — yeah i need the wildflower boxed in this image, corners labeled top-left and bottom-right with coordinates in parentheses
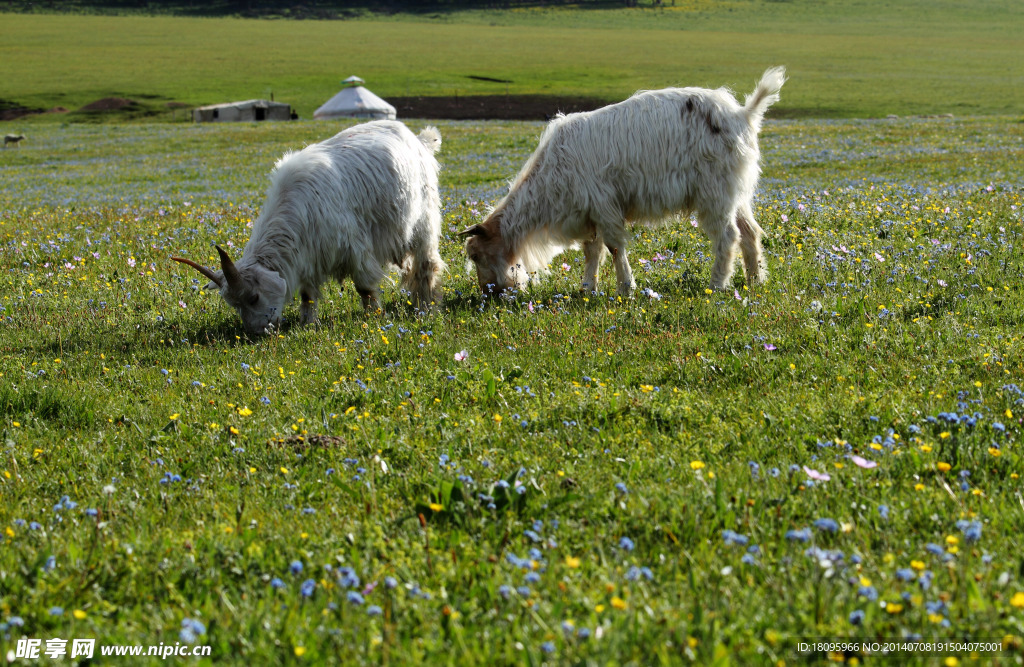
top-left (289, 560), bottom-right (304, 575)
top-left (851, 455), bottom-right (878, 469)
top-left (937, 462), bottom-right (951, 472)
top-left (722, 530), bottom-right (749, 546)
top-left (179, 618), bottom-right (206, 644)
top-left (347, 591), bottom-right (365, 605)
top-left (813, 518), bottom-right (839, 533)
top-left (270, 577), bottom-right (286, 590)
top-left (337, 567), bottom-right (360, 589)
top-left (611, 596), bottom-right (628, 610)
top-left (803, 466), bottom-right (831, 482)
top-left (849, 609), bottom-right (865, 625)
top-left (858, 585), bottom-right (879, 601)
top-left (615, 482), bottom-right (628, 494)
top-left (959, 520), bottom-right (982, 543)
top-left (786, 528), bottom-right (812, 543)
top-left (367, 605), bottom-right (383, 616)
top-left (300, 579), bottom-right (315, 597)
top-left (625, 566), bottom-right (654, 581)
top-left (618, 536), bottom-right (635, 552)
top-left (690, 460), bottom-right (705, 471)
top-left (1010, 592), bottom-right (1024, 608)
top-left (454, 350), bottom-right (468, 362)
top-left (878, 505), bottom-right (890, 520)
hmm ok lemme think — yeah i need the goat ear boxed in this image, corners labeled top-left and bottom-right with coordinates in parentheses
top-left (458, 224), bottom-right (487, 238)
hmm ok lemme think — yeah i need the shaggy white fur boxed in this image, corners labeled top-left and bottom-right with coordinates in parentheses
top-left (173, 121), bottom-right (445, 336)
top-left (462, 67), bottom-right (785, 295)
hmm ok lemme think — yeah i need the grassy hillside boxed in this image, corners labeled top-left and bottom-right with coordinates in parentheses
top-left (1, 0), bottom-right (1022, 120)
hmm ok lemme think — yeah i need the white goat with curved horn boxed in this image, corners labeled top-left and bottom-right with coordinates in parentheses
top-left (172, 120), bottom-right (445, 336)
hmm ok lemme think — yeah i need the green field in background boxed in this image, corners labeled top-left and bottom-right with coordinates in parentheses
top-left (1, 0), bottom-right (1022, 120)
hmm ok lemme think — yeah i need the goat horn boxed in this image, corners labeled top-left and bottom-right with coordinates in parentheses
top-left (170, 255), bottom-right (222, 287)
top-left (216, 245), bottom-right (242, 290)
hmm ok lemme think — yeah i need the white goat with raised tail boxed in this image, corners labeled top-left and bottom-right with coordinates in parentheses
top-left (173, 120), bottom-right (445, 336)
top-left (461, 67), bottom-right (785, 296)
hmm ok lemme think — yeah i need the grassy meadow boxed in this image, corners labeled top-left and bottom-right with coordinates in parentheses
top-left (2, 1), bottom-right (1024, 663)
top-left (1, 113), bottom-right (1024, 663)
top-left (2, 0), bottom-right (1023, 119)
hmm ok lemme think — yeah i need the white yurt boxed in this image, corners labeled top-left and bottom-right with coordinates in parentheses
top-left (314, 76), bottom-right (396, 121)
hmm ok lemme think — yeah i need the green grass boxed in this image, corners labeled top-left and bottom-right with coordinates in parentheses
top-left (1, 0), bottom-right (1023, 119)
top-left (1, 115), bottom-right (1024, 663)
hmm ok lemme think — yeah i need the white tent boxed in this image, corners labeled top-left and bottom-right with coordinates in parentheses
top-left (314, 76), bottom-right (396, 121)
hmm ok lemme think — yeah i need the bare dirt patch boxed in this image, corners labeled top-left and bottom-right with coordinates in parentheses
top-left (77, 97), bottom-right (139, 112)
top-left (389, 94), bottom-right (610, 121)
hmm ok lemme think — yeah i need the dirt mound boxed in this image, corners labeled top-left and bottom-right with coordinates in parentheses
top-left (388, 95), bottom-right (610, 121)
top-left (0, 99), bottom-right (43, 121)
top-left (77, 97), bottom-right (139, 112)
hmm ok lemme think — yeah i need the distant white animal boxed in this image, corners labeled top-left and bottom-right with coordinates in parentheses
top-left (461, 67), bottom-right (786, 295)
top-left (172, 120), bottom-right (445, 336)
top-left (4, 134), bottom-right (25, 148)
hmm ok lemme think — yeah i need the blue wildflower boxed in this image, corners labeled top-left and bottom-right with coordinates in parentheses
top-left (300, 579), bottom-right (316, 597)
top-left (722, 530), bottom-right (749, 546)
top-left (618, 536), bottom-right (635, 552)
top-left (179, 618), bottom-right (206, 644)
top-left (337, 567), bottom-right (360, 589)
top-left (849, 609), bottom-right (865, 625)
top-left (858, 586), bottom-right (878, 601)
top-left (813, 518), bottom-right (839, 533)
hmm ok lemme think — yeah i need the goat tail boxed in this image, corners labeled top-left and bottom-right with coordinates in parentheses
top-left (743, 66), bottom-right (786, 131)
top-left (417, 126), bottom-right (442, 154)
